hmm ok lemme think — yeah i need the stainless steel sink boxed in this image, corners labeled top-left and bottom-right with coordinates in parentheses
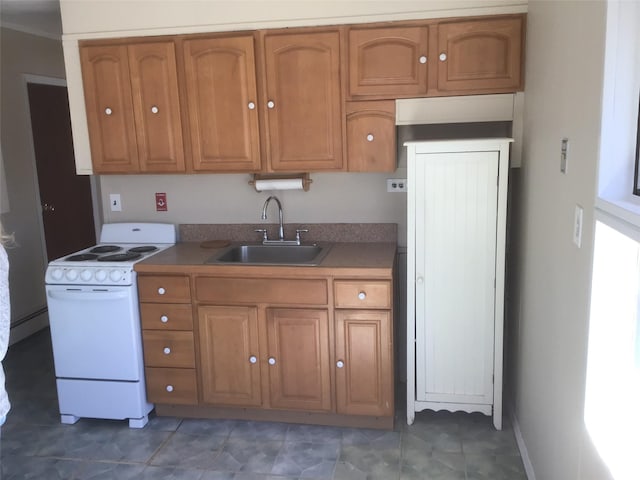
top-left (206, 244), bottom-right (331, 266)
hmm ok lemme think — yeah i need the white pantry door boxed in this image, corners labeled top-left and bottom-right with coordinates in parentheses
top-left (414, 150), bottom-right (499, 406)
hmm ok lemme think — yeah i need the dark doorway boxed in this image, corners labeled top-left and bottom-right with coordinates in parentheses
top-left (27, 82), bottom-right (96, 260)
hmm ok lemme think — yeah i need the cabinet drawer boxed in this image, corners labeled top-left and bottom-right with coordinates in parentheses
top-left (334, 281), bottom-right (391, 309)
top-left (143, 331), bottom-right (195, 368)
top-left (196, 277), bottom-right (328, 305)
top-left (141, 303), bottom-right (193, 330)
top-left (138, 275), bottom-right (191, 303)
top-left (145, 367), bottom-right (197, 405)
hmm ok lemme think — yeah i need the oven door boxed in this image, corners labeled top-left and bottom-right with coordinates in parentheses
top-left (46, 284), bottom-right (143, 381)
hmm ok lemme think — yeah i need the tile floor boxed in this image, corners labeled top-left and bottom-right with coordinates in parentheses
top-left (0, 329), bottom-right (527, 479)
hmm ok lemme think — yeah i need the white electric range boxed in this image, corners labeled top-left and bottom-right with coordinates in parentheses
top-left (45, 222), bottom-right (176, 428)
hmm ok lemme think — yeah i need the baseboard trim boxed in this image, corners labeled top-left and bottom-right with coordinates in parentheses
top-left (9, 309), bottom-right (49, 345)
top-left (509, 405), bottom-right (537, 480)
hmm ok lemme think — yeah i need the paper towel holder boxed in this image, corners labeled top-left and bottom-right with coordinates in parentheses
top-left (249, 173), bottom-right (312, 192)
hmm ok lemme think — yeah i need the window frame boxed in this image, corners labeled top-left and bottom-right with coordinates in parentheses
top-left (632, 94), bottom-right (640, 196)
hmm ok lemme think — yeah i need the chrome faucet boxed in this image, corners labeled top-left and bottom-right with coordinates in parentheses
top-left (261, 195), bottom-right (285, 241)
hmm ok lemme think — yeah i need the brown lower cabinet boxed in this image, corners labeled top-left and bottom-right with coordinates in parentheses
top-left (197, 305), bottom-right (262, 406)
top-left (139, 272), bottom-right (394, 429)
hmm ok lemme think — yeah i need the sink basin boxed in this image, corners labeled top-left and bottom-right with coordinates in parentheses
top-left (207, 244), bottom-right (331, 266)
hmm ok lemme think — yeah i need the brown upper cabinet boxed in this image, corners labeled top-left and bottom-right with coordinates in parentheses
top-left (79, 14), bottom-right (525, 174)
top-left (182, 35), bottom-right (262, 173)
top-left (435, 16), bottom-right (524, 94)
top-left (262, 30), bottom-right (344, 172)
top-left (347, 14), bottom-right (525, 99)
top-left (348, 26), bottom-right (429, 98)
top-left (80, 41), bottom-right (185, 173)
top-left (346, 101), bottom-right (396, 172)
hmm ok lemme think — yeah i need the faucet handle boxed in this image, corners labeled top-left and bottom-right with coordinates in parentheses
top-left (295, 229), bottom-right (309, 245)
top-left (255, 229), bottom-right (268, 242)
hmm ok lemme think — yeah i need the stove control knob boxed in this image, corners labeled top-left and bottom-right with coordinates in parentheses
top-left (109, 270), bottom-right (124, 283)
top-left (50, 268), bottom-right (64, 281)
top-left (65, 269), bottom-right (79, 281)
top-left (95, 269), bottom-right (107, 282)
top-left (80, 269), bottom-right (93, 282)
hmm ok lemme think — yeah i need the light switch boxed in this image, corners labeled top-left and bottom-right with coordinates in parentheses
top-left (109, 194), bottom-right (122, 212)
top-left (573, 204), bottom-right (583, 248)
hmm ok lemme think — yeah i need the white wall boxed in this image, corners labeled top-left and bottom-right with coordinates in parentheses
top-left (0, 27), bottom-right (66, 329)
top-left (59, 0), bottom-right (527, 36)
top-left (99, 171), bottom-right (409, 245)
top-left (513, 1), bottom-right (608, 478)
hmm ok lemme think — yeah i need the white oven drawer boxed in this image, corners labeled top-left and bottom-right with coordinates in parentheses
top-left (47, 284), bottom-right (144, 381)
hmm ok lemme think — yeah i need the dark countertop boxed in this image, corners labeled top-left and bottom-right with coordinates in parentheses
top-left (135, 242), bottom-right (397, 279)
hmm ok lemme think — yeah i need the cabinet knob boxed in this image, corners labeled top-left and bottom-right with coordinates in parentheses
top-left (267, 100), bottom-right (275, 109)
top-left (419, 55), bottom-right (427, 64)
top-left (416, 276), bottom-right (424, 284)
top-left (336, 360), bottom-right (344, 368)
top-left (160, 315), bottom-right (168, 323)
top-left (163, 347), bottom-right (171, 355)
top-left (358, 291), bottom-right (366, 300)
top-left (268, 357), bottom-right (276, 365)
top-left (151, 105), bottom-right (159, 114)
top-left (104, 107), bottom-right (113, 115)
top-left (366, 133), bottom-right (374, 142)
top-left (249, 355), bottom-right (257, 364)
top-left (158, 287), bottom-right (166, 295)
top-left (248, 101), bottom-right (256, 110)
top-left (166, 385), bottom-right (174, 392)
top-left (439, 52), bottom-right (447, 62)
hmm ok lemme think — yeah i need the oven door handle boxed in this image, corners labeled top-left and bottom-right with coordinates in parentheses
top-left (47, 290), bottom-right (130, 301)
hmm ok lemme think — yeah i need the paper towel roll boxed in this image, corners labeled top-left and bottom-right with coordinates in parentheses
top-left (254, 178), bottom-right (304, 191)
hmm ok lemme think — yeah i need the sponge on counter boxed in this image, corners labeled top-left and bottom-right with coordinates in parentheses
top-left (199, 240), bottom-right (231, 249)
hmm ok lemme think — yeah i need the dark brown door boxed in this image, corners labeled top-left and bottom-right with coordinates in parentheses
top-left (27, 83), bottom-right (96, 260)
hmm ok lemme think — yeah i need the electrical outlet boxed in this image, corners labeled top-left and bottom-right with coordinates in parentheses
top-left (387, 178), bottom-right (407, 192)
top-left (561, 138), bottom-right (569, 174)
top-left (109, 194), bottom-right (122, 212)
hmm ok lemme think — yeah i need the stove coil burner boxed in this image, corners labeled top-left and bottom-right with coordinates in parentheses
top-left (90, 245), bottom-right (122, 254)
top-left (65, 253), bottom-right (100, 262)
top-left (97, 252), bottom-right (143, 262)
top-left (128, 246), bottom-right (158, 253)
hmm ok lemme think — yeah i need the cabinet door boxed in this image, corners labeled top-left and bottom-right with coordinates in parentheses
top-left (128, 42), bottom-right (185, 173)
top-left (435, 16), bottom-right (524, 94)
top-left (198, 306), bottom-right (262, 406)
top-left (183, 36), bottom-right (261, 172)
top-left (80, 44), bottom-right (139, 173)
top-left (335, 310), bottom-right (393, 416)
top-left (346, 101), bottom-right (396, 172)
top-left (348, 26), bottom-right (429, 98)
top-left (263, 31), bottom-right (343, 172)
top-left (413, 149), bottom-right (498, 406)
top-left (266, 308), bottom-right (331, 411)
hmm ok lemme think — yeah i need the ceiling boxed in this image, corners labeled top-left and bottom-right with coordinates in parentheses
top-left (0, 0), bottom-right (62, 39)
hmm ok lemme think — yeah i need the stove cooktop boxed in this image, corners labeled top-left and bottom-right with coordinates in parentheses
top-left (45, 243), bottom-right (172, 286)
top-left (45, 222), bottom-right (177, 286)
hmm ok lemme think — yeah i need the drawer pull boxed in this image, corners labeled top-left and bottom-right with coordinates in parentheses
top-left (358, 291), bottom-right (366, 300)
top-left (268, 357), bottom-right (276, 365)
top-left (163, 347), bottom-right (171, 355)
top-left (158, 287), bottom-right (166, 295)
top-left (104, 107), bottom-right (113, 115)
top-left (336, 360), bottom-right (344, 368)
top-left (419, 55), bottom-right (427, 64)
top-left (160, 315), bottom-right (169, 323)
top-left (439, 52), bottom-right (447, 62)
top-left (151, 105), bottom-right (159, 114)
top-left (249, 355), bottom-right (257, 364)
top-left (166, 385), bottom-right (174, 392)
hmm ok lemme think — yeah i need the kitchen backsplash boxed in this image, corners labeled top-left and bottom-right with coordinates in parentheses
top-left (179, 223), bottom-right (397, 243)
